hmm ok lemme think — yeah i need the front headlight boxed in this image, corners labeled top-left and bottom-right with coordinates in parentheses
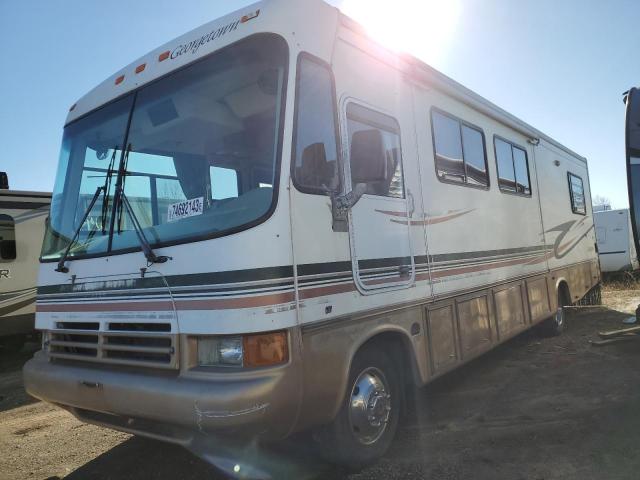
top-left (197, 336), bottom-right (243, 367)
top-left (195, 331), bottom-right (289, 368)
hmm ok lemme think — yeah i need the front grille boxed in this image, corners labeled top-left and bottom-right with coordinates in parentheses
top-left (47, 322), bottom-right (178, 369)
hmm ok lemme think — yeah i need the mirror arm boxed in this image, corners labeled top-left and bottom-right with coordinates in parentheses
top-left (330, 184), bottom-right (367, 232)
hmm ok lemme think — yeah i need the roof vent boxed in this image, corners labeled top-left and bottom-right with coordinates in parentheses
top-left (0, 172), bottom-right (8, 190)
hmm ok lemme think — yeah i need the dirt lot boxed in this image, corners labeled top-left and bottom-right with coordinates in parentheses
top-left (2, 288), bottom-right (640, 480)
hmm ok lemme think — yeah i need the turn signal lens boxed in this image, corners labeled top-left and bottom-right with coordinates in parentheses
top-left (243, 331), bottom-right (288, 368)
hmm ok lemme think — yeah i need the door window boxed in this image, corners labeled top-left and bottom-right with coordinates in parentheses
top-left (346, 103), bottom-right (404, 198)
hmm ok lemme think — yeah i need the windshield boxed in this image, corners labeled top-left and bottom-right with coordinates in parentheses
top-left (42, 34), bottom-right (288, 261)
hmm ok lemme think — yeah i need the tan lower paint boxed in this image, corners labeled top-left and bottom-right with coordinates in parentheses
top-left (295, 260), bottom-right (599, 434)
top-left (25, 260), bottom-right (600, 444)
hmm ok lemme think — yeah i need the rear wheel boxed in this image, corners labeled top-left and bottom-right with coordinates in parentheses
top-left (316, 346), bottom-right (401, 470)
top-left (539, 287), bottom-right (570, 337)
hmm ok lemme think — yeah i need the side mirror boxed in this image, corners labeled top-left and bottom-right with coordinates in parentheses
top-left (0, 172), bottom-right (8, 190)
top-left (0, 240), bottom-right (16, 260)
top-left (350, 129), bottom-right (386, 184)
top-left (329, 129), bottom-right (386, 232)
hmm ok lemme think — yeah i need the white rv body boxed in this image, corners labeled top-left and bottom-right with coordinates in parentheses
top-left (594, 208), bottom-right (639, 272)
top-left (0, 190), bottom-right (51, 339)
top-left (23, 0), bottom-right (600, 470)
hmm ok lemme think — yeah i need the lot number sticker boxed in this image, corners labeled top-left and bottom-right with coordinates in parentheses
top-left (167, 197), bottom-right (204, 222)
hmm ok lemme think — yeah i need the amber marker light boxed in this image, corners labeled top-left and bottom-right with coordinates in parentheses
top-left (115, 75), bottom-right (125, 85)
top-left (158, 50), bottom-right (170, 62)
top-left (135, 63), bottom-right (146, 74)
top-left (243, 331), bottom-right (288, 368)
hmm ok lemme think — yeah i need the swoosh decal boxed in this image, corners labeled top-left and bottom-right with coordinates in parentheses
top-left (376, 208), bottom-right (475, 226)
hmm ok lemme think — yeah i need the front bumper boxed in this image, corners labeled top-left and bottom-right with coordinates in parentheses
top-left (23, 351), bottom-right (301, 446)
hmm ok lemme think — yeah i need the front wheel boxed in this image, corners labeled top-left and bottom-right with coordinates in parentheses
top-left (316, 346), bottom-right (401, 470)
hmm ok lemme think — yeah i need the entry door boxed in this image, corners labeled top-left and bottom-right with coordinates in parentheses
top-left (342, 100), bottom-right (415, 293)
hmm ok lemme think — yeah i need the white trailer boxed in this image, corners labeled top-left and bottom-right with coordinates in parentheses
top-left (594, 208), bottom-right (639, 272)
top-left (0, 173), bottom-right (51, 350)
top-left (24, 0), bottom-right (601, 474)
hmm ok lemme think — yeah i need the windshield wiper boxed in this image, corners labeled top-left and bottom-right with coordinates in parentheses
top-left (115, 186), bottom-right (170, 266)
top-left (110, 144), bottom-right (169, 265)
top-left (55, 185), bottom-right (104, 273)
top-left (100, 146), bottom-right (118, 235)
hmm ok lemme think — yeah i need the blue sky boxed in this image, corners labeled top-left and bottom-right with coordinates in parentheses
top-left (1, 0), bottom-right (639, 208)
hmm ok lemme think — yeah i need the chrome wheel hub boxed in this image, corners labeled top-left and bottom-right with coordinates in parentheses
top-left (348, 367), bottom-right (391, 445)
top-left (555, 306), bottom-right (564, 327)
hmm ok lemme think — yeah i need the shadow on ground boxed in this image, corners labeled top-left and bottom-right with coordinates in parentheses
top-left (0, 340), bottom-right (39, 413)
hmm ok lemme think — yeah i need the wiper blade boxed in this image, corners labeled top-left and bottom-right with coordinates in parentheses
top-left (116, 143), bottom-right (132, 234)
top-left (55, 185), bottom-right (104, 273)
top-left (115, 184), bottom-right (171, 266)
top-left (100, 146), bottom-right (118, 235)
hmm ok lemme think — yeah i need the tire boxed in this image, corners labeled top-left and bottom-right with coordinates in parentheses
top-left (0, 334), bottom-right (26, 353)
top-left (316, 346), bottom-right (401, 470)
top-left (538, 288), bottom-right (570, 337)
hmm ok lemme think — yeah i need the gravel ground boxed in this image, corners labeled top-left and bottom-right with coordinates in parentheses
top-left (2, 291), bottom-right (640, 479)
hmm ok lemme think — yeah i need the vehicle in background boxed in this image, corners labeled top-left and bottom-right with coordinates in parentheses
top-left (594, 208), bottom-right (639, 273)
top-left (23, 0), bottom-right (600, 475)
top-left (0, 172), bottom-right (51, 351)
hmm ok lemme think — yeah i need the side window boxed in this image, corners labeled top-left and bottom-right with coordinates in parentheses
top-left (0, 214), bottom-right (16, 261)
top-left (346, 103), bottom-right (404, 198)
top-left (210, 166), bottom-right (239, 200)
top-left (431, 109), bottom-right (489, 187)
top-left (568, 172), bottom-right (586, 215)
top-left (292, 55), bottom-right (339, 193)
top-left (494, 137), bottom-right (531, 195)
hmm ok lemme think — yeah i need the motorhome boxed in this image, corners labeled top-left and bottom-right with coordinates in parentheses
top-left (625, 87), bottom-right (640, 270)
top-left (594, 208), bottom-right (639, 272)
top-left (0, 172), bottom-right (51, 350)
top-left (24, 0), bottom-right (600, 474)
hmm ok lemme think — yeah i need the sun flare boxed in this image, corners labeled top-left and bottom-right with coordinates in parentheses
top-left (339, 0), bottom-right (461, 65)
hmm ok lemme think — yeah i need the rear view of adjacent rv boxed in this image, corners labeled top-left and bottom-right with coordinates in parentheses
top-left (0, 172), bottom-right (51, 350)
top-left (594, 208), bottom-right (639, 272)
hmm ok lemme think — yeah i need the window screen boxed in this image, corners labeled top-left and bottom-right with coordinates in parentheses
top-left (494, 137), bottom-right (531, 195)
top-left (0, 214), bottom-right (16, 261)
top-left (347, 103), bottom-right (404, 198)
top-left (431, 110), bottom-right (488, 187)
top-left (568, 173), bottom-right (586, 215)
top-left (292, 56), bottom-right (339, 193)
